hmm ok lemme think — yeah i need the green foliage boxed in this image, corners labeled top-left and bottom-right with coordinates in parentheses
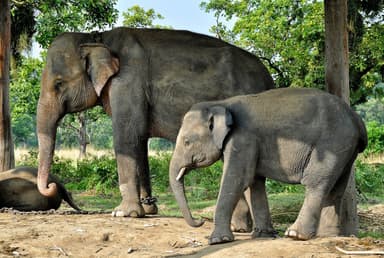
top-left (201, 0), bottom-right (325, 89)
top-left (266, 180), bottom-right (305, 194)
top-left (10, 2), bottom-right (36, 64)
top-left (87, 109), bottom-right (113, 149)
top-left (364, 121), bottom-right (384, 155)
top-left (349, 13), bottom-right (384, 104)
top-left (10, 56), bottom-right (43, 147)
top-left (184, 162), bottom-right (222, 200)
top-left (148, 138), bottom-right (174, 152)
top-left (17, 149), bottom-right (384, 199)
top-left (149, 153), bottom-right (222, 200)
top-left (10, 0), bottom-right (118, 54)
top-left (355, 98), bottom-right (384, 124)
top-left (201, 0), bottom-right (384, 104)
top-left (17, 150), bottom-right (118, 194)
top-left (35, 0), bottom-right (118, 48)
top-left (355, 161), bottom-right (384, 196)
top-left (72, 155), bottom-right (118, 193)
top-left (149, 153), bottom-right (172, 193)
top-left (122, 5), bottom-right (170, 29)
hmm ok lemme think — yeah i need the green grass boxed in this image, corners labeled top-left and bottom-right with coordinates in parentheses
top-left (73, 191), bottom-right (121, 211)
top-left (358, 231), bottom-right (384, 239)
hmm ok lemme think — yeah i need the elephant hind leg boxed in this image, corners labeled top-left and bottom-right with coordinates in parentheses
top-left (286, 149), bottom-right (352, 240)
top-left (317, 152), bottom-right (357, 237)
top-left (285, 191), bottom-right (323, 240)
top-left (248, 178), bottom-right (277, 238)
top-left (230, 193), bottom-right (253, 233)
top-left (285, 148), bottom-right (354, 240)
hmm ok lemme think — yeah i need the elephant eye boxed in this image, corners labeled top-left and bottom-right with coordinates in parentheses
top-left (184, 139), bottom-right (190, 147)
top-left (54, 79), bottom-right (63, 91)
top-left (209, 116), bottom-right (214, 131)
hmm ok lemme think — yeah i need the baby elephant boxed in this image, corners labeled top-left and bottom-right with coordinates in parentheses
top-left (169, 88), bottom-right (367, 245)
top-left (0, 166), bottom-right (81, 211)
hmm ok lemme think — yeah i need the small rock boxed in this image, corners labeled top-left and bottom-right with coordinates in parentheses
top-left (101, 233), bottom-right (110, 242)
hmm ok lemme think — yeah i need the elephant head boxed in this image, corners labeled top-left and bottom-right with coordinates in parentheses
top-left (37, 36), bottom-right (119, 196)
top-left (169, 104), bottom-right (233, 227)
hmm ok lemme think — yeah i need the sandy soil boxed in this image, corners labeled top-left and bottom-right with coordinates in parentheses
top-left (1, 205), bottom-right (383, 258)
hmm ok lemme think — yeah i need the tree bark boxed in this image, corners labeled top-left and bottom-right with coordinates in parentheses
top-left (320, 0), bottom-right (358, 236)
top-left (0, 0), bottom-right (15, 171)
top-left (78, 112), bottom-right (88, 159)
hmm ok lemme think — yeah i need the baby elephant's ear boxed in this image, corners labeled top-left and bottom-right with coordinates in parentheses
top-left (208, 106), bottom-right (233, 150)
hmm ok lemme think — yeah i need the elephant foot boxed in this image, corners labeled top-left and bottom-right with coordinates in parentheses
top-left (230, 214), bottom-right (253, 233)
top-left (231, 196), bottom-right (253, 233)
top-left (252, 228), bottom-right (279, 238)
top-left (111, 202), bottom-right (145, 218)
top-left (141, 197), bottom-right (158, 215)
top-left (143, 203), bottom-right (158, 215)
top-left (208, 228), bottom-right (234, 245)
top-left (284, 226), bottom-right (315, 240)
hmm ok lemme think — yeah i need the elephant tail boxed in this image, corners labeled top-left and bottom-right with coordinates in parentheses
top-left (353, 111), bottom-right (368, 153)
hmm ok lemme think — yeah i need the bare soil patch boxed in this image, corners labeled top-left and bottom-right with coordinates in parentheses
top-left (0, 205), bottom-right (383, 257)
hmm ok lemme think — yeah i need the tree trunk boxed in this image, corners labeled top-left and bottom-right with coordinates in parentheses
top-left (78, 112), bottom-right (88, 159)
top-left (0, 0), bottom-right (15, 171)
top-left (320, 0), bottom-right (358, 236)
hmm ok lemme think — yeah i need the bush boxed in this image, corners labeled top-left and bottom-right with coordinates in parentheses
top-left (355, 160), bottom-right (384, 196)
top-left (364, 121), bottom-right (384, 155)
top-left (149, 138), bottom-right (174, 151)
top-left (266, 180), bottom-right (305, 194)
top-left (17, 151), bottom-right (118, 194)
top-left (16, 150), bottom-right (384, 199)
top-left (149, 152), bottom-right (222, 199)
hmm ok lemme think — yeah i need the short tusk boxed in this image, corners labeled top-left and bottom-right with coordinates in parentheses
top-left (176, 167), bottom-right (187, 181)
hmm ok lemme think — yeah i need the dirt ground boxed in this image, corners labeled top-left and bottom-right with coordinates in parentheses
top-left (0, 205), bottom-right (383, 258)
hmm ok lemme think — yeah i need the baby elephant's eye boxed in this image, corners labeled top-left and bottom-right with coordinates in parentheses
top-left (184, 139), bottom-right (190, 147)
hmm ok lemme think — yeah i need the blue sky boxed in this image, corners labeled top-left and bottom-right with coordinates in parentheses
top-left (115, 1), bottom-right (217, 35)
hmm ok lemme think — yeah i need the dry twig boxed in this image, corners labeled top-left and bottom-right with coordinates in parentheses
top-left (336, 246), bottom-right (384, 255)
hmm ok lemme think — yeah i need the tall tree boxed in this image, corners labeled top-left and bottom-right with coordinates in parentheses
top-left (320, 0), bottom-right (358, 236)
top-left (0, 0), bottom-right (15, 171)
top-left (122, 5), bottom-right (168, 28)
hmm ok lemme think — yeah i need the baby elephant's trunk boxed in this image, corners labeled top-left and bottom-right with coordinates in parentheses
top-left (169, 158), bottom-right (204, 227)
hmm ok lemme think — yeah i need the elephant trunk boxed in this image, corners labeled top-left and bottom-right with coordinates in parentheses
top-left (36, 101), bottom-right (59, 197)
top-left (169, 157), bottom-right (204, 227)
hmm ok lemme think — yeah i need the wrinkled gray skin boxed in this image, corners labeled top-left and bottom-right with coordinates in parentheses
top-left (0, 167), bottom-right (80, 211)
top-left (170, 88), bottom-right (367, 245)
top-left (36, 27), bottom-right (274, 224)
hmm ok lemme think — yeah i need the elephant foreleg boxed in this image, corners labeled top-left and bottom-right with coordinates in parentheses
top-left (209, 140), bottom-right (252, 245)
top-left (110, 77), bottom-right (153, 217)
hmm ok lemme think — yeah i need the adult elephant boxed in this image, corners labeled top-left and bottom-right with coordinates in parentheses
top-left (36, 28), bottom-right (274, 219)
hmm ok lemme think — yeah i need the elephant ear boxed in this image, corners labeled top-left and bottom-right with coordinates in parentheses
top-left (80, 43), bottom-right (119, 96)
top-left (208, 106), bottom-right (233, 150)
